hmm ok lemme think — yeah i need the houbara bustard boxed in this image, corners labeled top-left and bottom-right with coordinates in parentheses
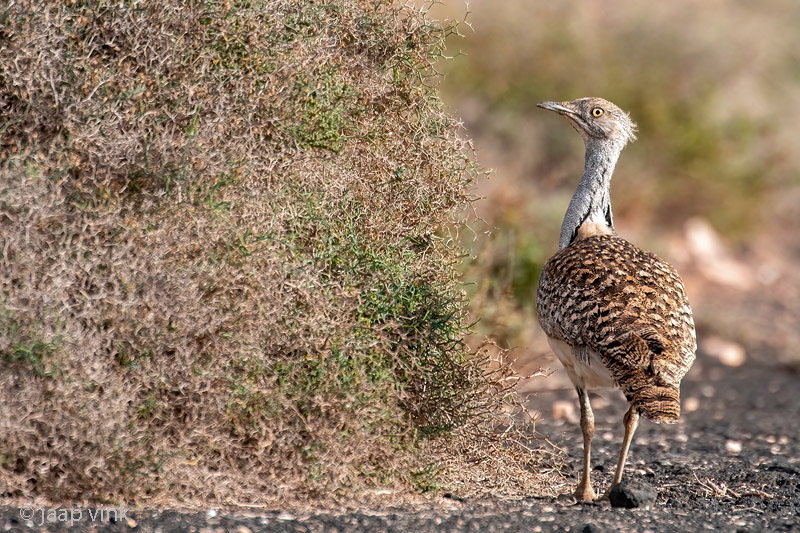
top-left (535, 97), bottom-right (696, 501)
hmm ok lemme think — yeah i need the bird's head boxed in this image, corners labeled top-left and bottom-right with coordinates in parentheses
top-left (537, 97), bottom-right (637, 147)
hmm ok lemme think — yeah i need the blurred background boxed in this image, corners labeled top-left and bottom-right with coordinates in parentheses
top-left (420, 0), bottom-right (800, 389)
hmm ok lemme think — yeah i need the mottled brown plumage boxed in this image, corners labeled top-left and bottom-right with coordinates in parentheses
top-left (537, 234), bottom-right (696, 421)
top-left (535, 97), bottom-right (696, 501)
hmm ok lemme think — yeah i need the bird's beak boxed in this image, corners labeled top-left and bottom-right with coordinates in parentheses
top-left (537, 101), bottom-right (578, 116)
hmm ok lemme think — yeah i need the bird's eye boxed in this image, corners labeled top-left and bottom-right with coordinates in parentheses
top-left (591, 107), bottom-right (604, 117)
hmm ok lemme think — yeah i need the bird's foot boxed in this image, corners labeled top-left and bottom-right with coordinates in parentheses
top-left (600, 479), bottom-right (625, 501)
top-left (574, 483), bottom-right (596, 502)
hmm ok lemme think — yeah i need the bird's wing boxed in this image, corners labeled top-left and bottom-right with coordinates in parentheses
top-left (537, 235), bottom-right (696, 390)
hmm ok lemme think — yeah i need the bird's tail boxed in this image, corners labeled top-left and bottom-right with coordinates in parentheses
top-left (630, 384), bottom-right (681, 423)
top-left (605, 329), bottom-right (684, 423)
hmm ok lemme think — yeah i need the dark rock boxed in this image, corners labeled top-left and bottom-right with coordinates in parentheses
top-left (580, 523), bottom-right (598, 532)
top-left (609, 480), bottom-right (657, 508)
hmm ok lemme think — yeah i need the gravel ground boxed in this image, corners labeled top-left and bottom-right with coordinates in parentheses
top-left (3, 359), bottom-right (798, 532)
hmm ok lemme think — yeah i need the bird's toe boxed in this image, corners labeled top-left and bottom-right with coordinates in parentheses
top-left (574, 483), bottom-right (596, 502)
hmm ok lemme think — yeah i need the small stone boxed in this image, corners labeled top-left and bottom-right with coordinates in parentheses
top-left (609, 480), bottom-right (657, 508)
top-left (702, 336), bottom-right (746, 367)
top-left (582, 524), bottom-right (598, 532)
top-left (683, 396), bottom-right (700, 413)
top-left (590, 395), bottom-right (610, 409)
top-left (726, 440), bottom-right (742, 454)
top-left (552, 400), bottom-right (577, 424)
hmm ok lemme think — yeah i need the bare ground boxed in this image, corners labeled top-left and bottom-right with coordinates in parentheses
top-left (3, 356), bottom-right (798, 532)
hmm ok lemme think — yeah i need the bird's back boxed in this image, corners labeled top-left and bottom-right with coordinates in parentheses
top-left (537, 234), bottom-right (696, 422)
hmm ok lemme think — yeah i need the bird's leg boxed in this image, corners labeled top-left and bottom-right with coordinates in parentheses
top-left (602, 405), bottom-right (640, 499)
top-left (574, 387), bottom-right (596, 501)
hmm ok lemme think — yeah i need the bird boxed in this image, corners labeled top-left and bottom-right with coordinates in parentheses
top-left (535, 97), bottom-right (696, 502)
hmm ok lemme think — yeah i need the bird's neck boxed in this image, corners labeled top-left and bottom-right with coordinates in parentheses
top-left (558, 140), bottom-right (623, 250)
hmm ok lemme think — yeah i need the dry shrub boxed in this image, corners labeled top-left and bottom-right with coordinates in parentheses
top-left (0, 0), bottom-right (551, 506)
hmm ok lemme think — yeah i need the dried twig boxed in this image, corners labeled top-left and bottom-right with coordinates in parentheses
top-left (692, 473), bottom-right (774, 499)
